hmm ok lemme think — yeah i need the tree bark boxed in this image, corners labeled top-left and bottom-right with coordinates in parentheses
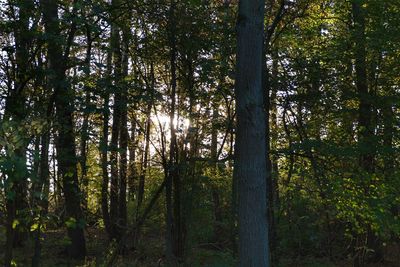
top-left (118, 25), bottom-right (130, 235)
top-left (101, 48), bottom-right (112, 237)
top-left (41, 0), bottom-right (86, 258)
top-left (109, 0), bottom-right (123, 239)
top-left (234, 0), bottom-right (270, 266)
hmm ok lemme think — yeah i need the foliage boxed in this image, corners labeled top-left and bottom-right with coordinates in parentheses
top-left (0, 0), bottom-right (399, 266)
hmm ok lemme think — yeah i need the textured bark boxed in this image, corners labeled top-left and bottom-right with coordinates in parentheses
top-left (234, 0), bottom-right (270, 266)
top-left (41, 0), bottom-right (86, 258)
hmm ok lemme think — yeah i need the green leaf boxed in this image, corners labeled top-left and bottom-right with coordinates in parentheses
top-left (65, 217), bottom-right (77, 229)
top-left (30, 223), bottom-right (39, 232)
top-left (12, 219), bottom-right (19, 229)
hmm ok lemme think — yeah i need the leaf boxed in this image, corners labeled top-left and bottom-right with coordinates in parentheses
top-left (12, 219), bottom-right (19, 229)
top-left (188, 0), bottom-right (202, 6)
top-left (65, 217), bottom-right (77, 229)
top-left (31, 223), bottom-right (39, 232)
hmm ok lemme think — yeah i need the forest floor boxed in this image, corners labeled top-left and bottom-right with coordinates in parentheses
top-left (1, 226), bottom-right (399, 266)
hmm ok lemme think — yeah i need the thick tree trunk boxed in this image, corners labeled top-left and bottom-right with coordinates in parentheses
top-left (41, 0), bottom-right (86, 258)
top-left (234, 0), bottom-right (270, 266)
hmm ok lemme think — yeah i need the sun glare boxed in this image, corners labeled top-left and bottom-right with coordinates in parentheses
top-left (153, 113), bottom-right (190, 132)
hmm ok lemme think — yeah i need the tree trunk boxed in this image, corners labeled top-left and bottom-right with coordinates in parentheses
top-left (80, 26), bottom-right (92, 213)
top-left (31, 53), bottom-right (53, 267)
top-left (109, 0), bottom-right (122, 239)
top-left (32, 122), bottom-right (51, 267)
top-left (166, 1), bottom-right (178, 263)
top-left (4, 1), bottom-right (32, 265)
top-left (128, 113), bottom-right (138, 201)
top-left (266, 51), bottom-right (279, 263)
top-left (352, 0), bottom-right (382, 264)
top-left (101, 48), bottom-right (112, 237)
top-left (383, 100), bottom-right (394, 177)
top-left (211, 101), bottom-right (222, 243)
top-left (234, 0), bottom-right (270, 266)
top-left (41, 0), bottom-right (86, 258)
top-left (137, 63), bottom-right (154, 211)
top-left (353, 0), bottom-right (373, 172)
top-left (118, 26), bottom-right (130, 236)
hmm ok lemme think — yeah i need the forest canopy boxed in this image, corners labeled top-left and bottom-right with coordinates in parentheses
top-left (0, 0), bottom-right (399, 266)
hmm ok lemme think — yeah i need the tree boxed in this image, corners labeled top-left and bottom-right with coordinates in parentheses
top-left (3, 1), bottom-right (33, 265)
top-left (1, 0), bottom-right (400, 266)
top-left (352, 0), bottom-right (382, 264)
top-left (234, 0), bottom-right (270, 266)
top-left (40, 0), bottom-right (86, 259)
